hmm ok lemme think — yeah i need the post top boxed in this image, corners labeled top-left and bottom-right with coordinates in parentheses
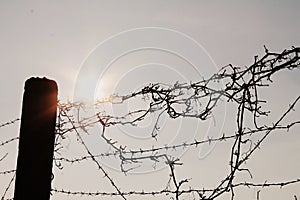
top-left (24, 77), bottom-right (58, 94)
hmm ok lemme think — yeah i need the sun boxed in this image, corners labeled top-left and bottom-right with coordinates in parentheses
top-left (94, 76), bottom-right (116, 102)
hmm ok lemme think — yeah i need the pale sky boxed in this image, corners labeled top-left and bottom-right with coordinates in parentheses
top-left (0, 1), bottom-right (299, 200)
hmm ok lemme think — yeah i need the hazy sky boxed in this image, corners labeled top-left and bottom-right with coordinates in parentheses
top-left (0, 1), bottom-right (299, 200)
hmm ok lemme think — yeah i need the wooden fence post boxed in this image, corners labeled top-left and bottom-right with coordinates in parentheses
top-left (14, 77), bottom-right (58, 200)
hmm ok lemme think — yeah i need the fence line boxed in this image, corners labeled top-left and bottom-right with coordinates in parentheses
top-left (1, 47), bottom-right (300, 200)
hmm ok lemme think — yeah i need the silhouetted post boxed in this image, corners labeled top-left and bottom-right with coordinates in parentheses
top-left (14, 77), bottom-right (58, 200)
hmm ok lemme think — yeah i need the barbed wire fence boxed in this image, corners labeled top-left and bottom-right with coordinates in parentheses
top-left (1, 47), bottom-right (300, 200)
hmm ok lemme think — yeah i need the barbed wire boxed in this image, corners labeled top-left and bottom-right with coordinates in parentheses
top-left (51, 178), bottom-right (300, 197)
top-left (53, 46), bottom-right (300, 199)
top-left (0, 137), bottom-right (19, 148)
top-left (0, 119), bottom-right (20, 129)
top-left (1, 46), bottom-right (299, 199)
top-left (53, 118), bottom-right (299, 164)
